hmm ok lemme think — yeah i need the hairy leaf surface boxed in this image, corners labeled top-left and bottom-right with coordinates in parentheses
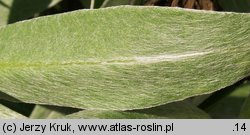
top-left (0, 6), bottom-right (249, 110)
top-left (63, 101), bottom-right (210, 118)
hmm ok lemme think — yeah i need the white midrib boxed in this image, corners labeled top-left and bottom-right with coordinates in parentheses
top-left (0, 51), bottom-right (212, 68)
top-left (103, 51), bottom-right (212, 65)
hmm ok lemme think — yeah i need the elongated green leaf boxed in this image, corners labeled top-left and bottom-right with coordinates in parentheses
top-left (29, 105), bottom-right (58, 119)
top-left (0, 104), bottom-right (26, 119)
top-left (29, 105), bottom-right (80, 118)
top-left (64, 110), bottom-right (161, 119)
top-left (0, 6), bottom-right (249, 110)
top-left (131, 101), bottom-right (210, 118)
top-left (30, 105), bottom-right (68, 119)
top-left (63, 101), bottom-right (210, 118)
